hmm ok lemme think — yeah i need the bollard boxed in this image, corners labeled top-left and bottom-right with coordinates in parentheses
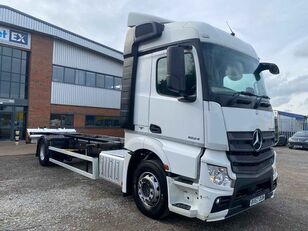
top-left (15, 129), bottom-right (20, 145)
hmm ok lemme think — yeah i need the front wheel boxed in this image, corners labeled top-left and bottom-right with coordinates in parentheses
top-left (133, 160), bottom-right (169, 219)
top-left (288, 144), bottom-right (293, 149)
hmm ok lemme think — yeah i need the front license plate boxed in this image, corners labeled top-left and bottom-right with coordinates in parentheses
top-left (249, 194), bottom-right (265, 207)
top-left (294, 145), bottom-right (303, 148)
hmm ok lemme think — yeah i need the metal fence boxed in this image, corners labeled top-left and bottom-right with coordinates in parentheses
top-left (275, 111), bottom-right (308, 140)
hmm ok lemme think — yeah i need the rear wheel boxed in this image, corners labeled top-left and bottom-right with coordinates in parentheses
top-left (38, 139), bottom-right (51, 166)
top-left (133, 160), bottom-right (169, 219)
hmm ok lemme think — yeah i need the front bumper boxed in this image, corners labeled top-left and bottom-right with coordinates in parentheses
top-left (288, 142), bottom-right (308, 149)
top-left (168, 148), bottom-right (278, 221)
top-left (204, 177), bottom-right (277, 222)
top-left (167, 170), bottom-right (277, 222)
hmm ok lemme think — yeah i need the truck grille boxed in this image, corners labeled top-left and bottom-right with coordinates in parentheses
top-left (227, 131), bottom-right (275, 175)
top-left (227, 131), bottom-right (275, 152)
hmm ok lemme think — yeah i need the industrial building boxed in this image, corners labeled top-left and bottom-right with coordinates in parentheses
top-left (274, 110), bottom-right (308, 139)
top-left (0, 5), bottom-right (123, 140)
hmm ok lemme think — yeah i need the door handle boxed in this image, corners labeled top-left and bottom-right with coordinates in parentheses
top-left (150, 124), bottom-right (161, 134)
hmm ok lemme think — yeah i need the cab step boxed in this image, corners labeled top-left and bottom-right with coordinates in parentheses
top-left (172, 203), bottom-right (191, 210)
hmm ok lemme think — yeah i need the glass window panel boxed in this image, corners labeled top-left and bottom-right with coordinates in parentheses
top-left (86, 72), bottom-right (96, 87)
top-left (10, 82), bottom-right (19, 98)
top-left (64, 68), bottom-right (75, 84)
top-left (105, 75), bottom-right (114, 89)
top-left (52, 66), bottom-right (64, 82)
top-left (96, 74), bottom-right (105, 88)
top-left (0, 46), bottom-right (2, 55)
top-left (2, 56), bottom-right (11, 72)
top-left (156, 58), bottom-right (173, 96)
top-left (85, 115), bottom-right (95, 126)
top-left (14, 106), bottom-right (26, 139)
top-left (20, 83), bottom-right (25, 99)
top-left (75, 70), bottom-right (85, 85)
top-left (0, 81), bottom-right (10, 98)
top-left (50, 114), bottom-right (74, 128)
top-left (85, 115), bottom-right (120, 128)
top-left (2, 47), bottom-right (12, 56)
top-left (183, 53), bottom-right (197, 96)
top-left (50, 114), bottom-right (61, 128)
top-left (1, 72), bottom-right (10, 81)
top-left (20, 75), bottom-right (26, 84)
top-left (12, 58), bottom-right (21, 74)
top-left (22, 51), bottom-right (27, 60)
top-left (12, 73), bottom-right (20, 82)
top-left (12, 49), bottom-right (22, 58)
top-left (105, 119), bottom-right (112, 127)
top-left (114, 77), bottom-right (121, 90)
top-left (156, 53), bottom-right (196, 97)
top-left (21, 60), bottom-right (27, 75)
top-left (0, 105), bottom-right (13, 112)
top-left (62, 115), bottom-right (74, 127)
top-left (113, 119), bottom-right (120, 127)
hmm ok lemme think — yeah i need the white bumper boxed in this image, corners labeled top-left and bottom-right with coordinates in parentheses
top-left (167, 149), bottom-right (277, 221)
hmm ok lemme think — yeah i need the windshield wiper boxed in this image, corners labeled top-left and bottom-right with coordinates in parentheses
top-left (234, 91), bottom-right (258, 97)
top-left (228, 91), bottom-right (270, 107)
top-left (228, 91), bottom-right (255, 106)
top-left (254, 95), bottom-right (270, 108)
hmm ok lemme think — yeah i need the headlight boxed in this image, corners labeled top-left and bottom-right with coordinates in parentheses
top-left (208, 164), bottom-right (233, 187)
top-left (288, 138), bottom-right (294, 142)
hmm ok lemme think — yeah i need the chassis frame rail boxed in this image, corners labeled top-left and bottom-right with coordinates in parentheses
top-left (48, 146), bottom-right (99, 180)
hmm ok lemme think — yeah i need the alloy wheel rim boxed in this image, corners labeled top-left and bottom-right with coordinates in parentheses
top-left (137, 172), bottom-right (161, 208)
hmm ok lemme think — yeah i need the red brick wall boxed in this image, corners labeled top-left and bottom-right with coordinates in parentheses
top-left (51, 104), bottom-right (124, 137)
top-left (27, 33), bottom-right (53, 128)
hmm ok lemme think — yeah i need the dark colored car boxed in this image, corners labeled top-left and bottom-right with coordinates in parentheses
top-left (288, 131), bottom-right (308, 149)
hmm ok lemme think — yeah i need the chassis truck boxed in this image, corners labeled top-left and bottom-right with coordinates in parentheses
top-left (36, 13), bottom-right (279, 221)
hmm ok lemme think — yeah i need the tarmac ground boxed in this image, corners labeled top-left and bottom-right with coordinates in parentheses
top-left (0, 144), bottom-right (307, 230)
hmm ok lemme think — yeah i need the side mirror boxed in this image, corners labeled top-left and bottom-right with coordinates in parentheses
top-left (254, 62), bottom-right (280, 75)
top-left (166, 46), bottom-right (186, 95)
top-left (268, 63), bottom-right (280, 75)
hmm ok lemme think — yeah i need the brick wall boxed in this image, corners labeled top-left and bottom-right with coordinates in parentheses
top-left (51, 104), bottom-right (124, 137)
top-left (27, 33), bottom-right (53, 128)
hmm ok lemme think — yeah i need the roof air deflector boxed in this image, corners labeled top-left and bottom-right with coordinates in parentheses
top-left (127, 12), bottom-right (172, 27)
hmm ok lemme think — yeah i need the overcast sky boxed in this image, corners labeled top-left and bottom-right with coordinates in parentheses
top-left (2, 0), bottom-right (308, 115)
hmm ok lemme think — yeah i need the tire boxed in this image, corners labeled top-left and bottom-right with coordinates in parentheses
top-left (133, 160), bottom-right (169, 219)
top-left (38, 138), bottom-right (51, 166)
top-left (288, 144), bottom-right (293, 149)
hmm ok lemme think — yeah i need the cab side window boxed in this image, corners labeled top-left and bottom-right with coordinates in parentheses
top-left (156, 53), bottom-right (196, 97)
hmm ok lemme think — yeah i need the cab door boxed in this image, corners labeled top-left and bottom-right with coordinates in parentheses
top-left (148, 47), bottom-right (204, 145)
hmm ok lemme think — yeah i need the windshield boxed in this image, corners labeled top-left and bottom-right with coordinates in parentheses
top-left (202, 43), bottom-right (268, 97)
top-left (293, 131), bottom-right (308, 137)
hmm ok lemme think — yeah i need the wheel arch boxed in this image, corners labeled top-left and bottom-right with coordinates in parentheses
top-left (124, 147), bottom-right (168, 195)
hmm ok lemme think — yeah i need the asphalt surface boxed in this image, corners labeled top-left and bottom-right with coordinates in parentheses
top-left (0, 141), bottom-right (36, 156)
top-left (0, 147), bottom-right (307, 231)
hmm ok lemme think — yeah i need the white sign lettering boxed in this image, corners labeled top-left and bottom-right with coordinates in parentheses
top-left (0, 26), bottom-right (31, 49)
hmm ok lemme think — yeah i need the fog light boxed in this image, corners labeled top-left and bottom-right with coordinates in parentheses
top-left (208, 164), bottom-right (233, 187)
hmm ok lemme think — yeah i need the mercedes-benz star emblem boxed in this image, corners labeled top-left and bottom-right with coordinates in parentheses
top-left (252, 129), bottom-right (263, 152)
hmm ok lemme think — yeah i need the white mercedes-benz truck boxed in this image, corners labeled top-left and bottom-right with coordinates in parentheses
top-left (36, 13), bottom-right (279, 221)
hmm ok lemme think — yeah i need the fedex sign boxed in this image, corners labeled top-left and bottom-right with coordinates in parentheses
top-left (0, 26), bottom-right (31, 49)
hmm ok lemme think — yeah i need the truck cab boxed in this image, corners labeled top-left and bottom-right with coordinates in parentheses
top-left (36, 13), bottom-right (279, 222)
top-left (121, 13), bottom-right (278, 221)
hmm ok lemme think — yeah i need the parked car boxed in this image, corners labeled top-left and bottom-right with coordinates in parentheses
top-left (288, 131), bottom-right (308, 149)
